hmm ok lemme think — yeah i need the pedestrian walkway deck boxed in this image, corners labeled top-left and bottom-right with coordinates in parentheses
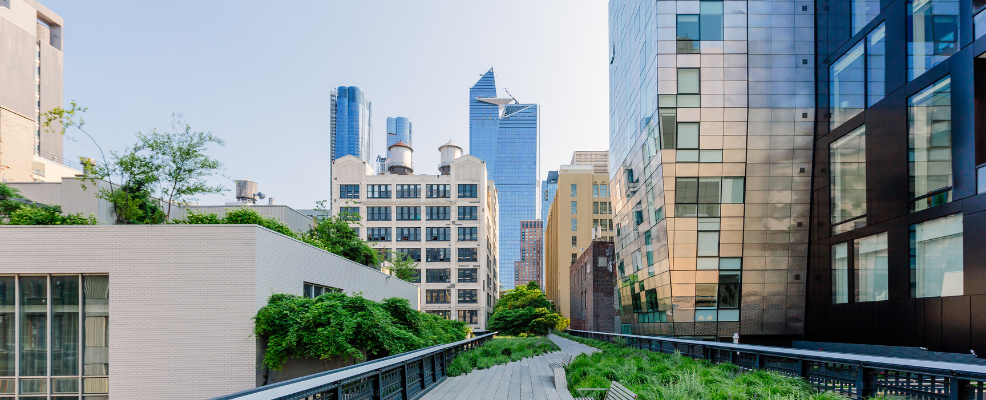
top-left (421, 334), bottom-right (599, 400)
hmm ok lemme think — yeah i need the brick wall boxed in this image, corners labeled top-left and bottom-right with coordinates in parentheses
top-left (569, 241), bottom-right (616, 333)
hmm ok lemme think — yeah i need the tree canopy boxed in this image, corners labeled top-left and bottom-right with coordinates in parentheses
top-left (486, 281), bottom-right (569, 336)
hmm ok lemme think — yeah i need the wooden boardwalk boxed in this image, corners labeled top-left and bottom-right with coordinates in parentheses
top-left (421, 334), bottom-right (599, 400)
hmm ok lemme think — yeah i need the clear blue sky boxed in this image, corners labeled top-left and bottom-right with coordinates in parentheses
top-left (45, 0), bottom-right (609, 208)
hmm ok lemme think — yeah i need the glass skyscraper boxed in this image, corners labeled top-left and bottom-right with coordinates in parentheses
top-left (469, 68), bottom-right (539, 290)
top-left (541, 170), bottom-right (558, 227)
top-left (386, 117), bottom-right (412, 158)
top-left (331, 86), bottom-right (373, 164)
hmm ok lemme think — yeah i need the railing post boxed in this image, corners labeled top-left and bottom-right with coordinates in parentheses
top-left (797, 357), bottom-right (808, 379)
top-left (856, 364), bottom-right (877, 398)
top-left (400, 362), bottom-right (409, 400)
top-left (375, 371), bottom-right (383, 400)
top-left (949, 376), bottom-right (972, 400)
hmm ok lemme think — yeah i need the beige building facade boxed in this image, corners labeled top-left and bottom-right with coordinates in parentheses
top-left (545, 156), bottom-right (612, 320)
top-left (331, 143), bottom-right (500, 329)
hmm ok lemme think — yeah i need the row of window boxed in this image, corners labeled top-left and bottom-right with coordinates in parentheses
top-left (593, 201), bottom-right (611, 214)
top-left (366, 227), bottom-right (478, 242)
top-left (303, 282), bottom-right (341, 298)
top-left (832, 213), bottom-right (963, 304)
top-left (340, 184), bottom-right (479, 199)
top-left (423, 268), bottom-right (478, 283)
top-left (360, 206), bottom-right (479, 221)
top-left (571, 184), bottom-right (611, 197)
top-left (376, 248), bottom-right (478, 263)
top-left (425, 289), bottom-right (479, 304)
top-left (674, 177), bottom-right (745, 218)
top-left (426, 309), bottom-right (480, 324)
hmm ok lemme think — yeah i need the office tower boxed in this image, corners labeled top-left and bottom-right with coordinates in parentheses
top-left (0, 0), bottom-right (68, 182)
top-left (516, 220), bottom-right (544, 288)
top-left (609, 0), bottom-right (811, 339)
top-left (571, 151), bottom-right (609, 174)
top-left (544, 161), bottom-right (613, 319)
top-left (469, 68), bottom-right (539, 290)
top-left (330, 86), bottom-right (372, 164)
top-left (331, 141), bottom-right (501, 329)
top-left (386, 117), bottom-right (412, 159)
top-left (541, 171), bottom-right (559, 229)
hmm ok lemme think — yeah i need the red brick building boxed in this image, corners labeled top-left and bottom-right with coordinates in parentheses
top-left (570, 240), bottom-right (616, 332)
top-left (515, 220), bottom-right (543, 289)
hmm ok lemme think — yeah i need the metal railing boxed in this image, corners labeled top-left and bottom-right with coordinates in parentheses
top-left (209, 332), bottom-right (495, 400)
top-left (566, 330), bottom-right (986, 400)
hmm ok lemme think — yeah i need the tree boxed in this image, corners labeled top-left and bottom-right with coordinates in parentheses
top-left (493, 281), bottom-right (554, 313)
top-left (387, 252), bottom-right (420, 283)
top-left (140, 114), bottom-right (227, 219)
top-left (301, 201), bottom-right (379, 267)
top-left (485, 281), bottom-right (569, 335)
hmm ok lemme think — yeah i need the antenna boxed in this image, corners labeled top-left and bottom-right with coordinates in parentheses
top-left (504, 88), bottom-right (519, 104)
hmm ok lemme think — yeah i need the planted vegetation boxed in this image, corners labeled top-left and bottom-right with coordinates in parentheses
top-left (254, 293), bottom-right (469, 370)
top-left (555, 331), bottom-right (900, 400)
top-left (446, 336), bottom-right (560, 376)
top-left (0, 183), bottom-right (98, 225)
top-left (486, 281), bottom-right (569, 335)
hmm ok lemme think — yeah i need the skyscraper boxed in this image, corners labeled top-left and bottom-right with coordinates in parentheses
top-left (541, 171), bottom-right (558, 228)
top-left (386, 117), bottom-right (412, 159)
top-left (330, 86), bottom-right (373, 164)
top-left (469, 68), bottom-right (539, 290)
top-left (516, 220), bottom-right (544, 289)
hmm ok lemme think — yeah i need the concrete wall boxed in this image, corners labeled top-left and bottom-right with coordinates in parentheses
top-left (0, 224), bottom-right (419, 399)
top-left (0, 107), bottom-right (34, 182)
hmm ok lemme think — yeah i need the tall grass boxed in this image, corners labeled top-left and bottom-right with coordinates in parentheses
top-left (446, 336), bottom-right (560, 376)
top-left (554, 331), bottom-right (901, 400)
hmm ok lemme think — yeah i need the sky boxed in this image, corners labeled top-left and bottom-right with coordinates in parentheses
top-left (45, 0), bottom-right (610, 209)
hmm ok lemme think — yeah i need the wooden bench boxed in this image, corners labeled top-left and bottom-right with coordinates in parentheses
top-left (574, 381), bottom-right (638, 400)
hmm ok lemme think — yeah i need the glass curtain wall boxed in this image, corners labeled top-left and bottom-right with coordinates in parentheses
top-left (908, 0), bottom-right (959, 80)
top-left (853, 0), bottom-right (880, 34)
top-left (832, 243), bottom-right (850, 304)
top-left (911, 214), bottom-right (963, 298)
top-left (854, 232), bottom-right (889, 302)
top-left (908, 77), bottom-right (953, 212)
top-left (830, 42), bottom-right (865, 129)
top-left (0, 275), bottom-right (108, 400)
top-left (830, 126), bottom-right (867, 234)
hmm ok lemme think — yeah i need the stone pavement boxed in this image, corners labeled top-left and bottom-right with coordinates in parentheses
top-left (421, 334), bottom-right (599, 400)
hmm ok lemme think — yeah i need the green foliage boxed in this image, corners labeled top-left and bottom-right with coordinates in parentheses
top-left (446, 336), bottom-right (560, 376)
top-left (0, 183), bottom-right (25, 222)
top-left (486, 283), bottom-right (568, 336)
top-left (300, 201), bottom-right (379, 267)
top-left (386, 252), bottom-right (419, 282)
top-left (554, 331), bottom-right (890, 400)
top-left (253, 292), bottom-right (468, 370)
top-left (0, 183), bottom-right (98, 225)
top-left (173, 208), bottom-right (298, 237)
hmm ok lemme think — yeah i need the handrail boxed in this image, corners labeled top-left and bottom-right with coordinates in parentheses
top-left (210, 332), bottom-right (496, 400)
top-left (566, 330), bottom-right (986, 399)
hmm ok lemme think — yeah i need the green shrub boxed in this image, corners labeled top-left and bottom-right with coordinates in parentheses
top-left (174, 208), bottom-right (298, 237)
top-left (486, 282), bottom-right (569, 336)
top-left (0, 183), bottom-right (98, 225)
top-left (445, 336), bottom-right (560, 376)
top-left (253, 292), bottom-right (468, 370)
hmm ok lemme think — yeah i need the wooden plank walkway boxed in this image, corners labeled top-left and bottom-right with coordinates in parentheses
top-left (421, 334), bottom-right (599, 400)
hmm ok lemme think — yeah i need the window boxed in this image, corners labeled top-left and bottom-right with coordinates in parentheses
top-left (458, 227), bottom-right (478, 241)
top-left (457, 248), bottom-right (477, 262)
top-left (458, 268), bottom-right (478, 283)
top-left (830, 42), bottom-right (865, 129)
top-left (426, 184), bottom-right (450, 198)
top-left (674, 177), bottom-right (744, 217)
top-left (426, 206), bottom-right (451, 221)
top-left (571, 218), bottom-right (578, 231)
top-left (572, 253), bottom-right (578, 263)
top-left (367, 227), bottom-right (391, 242)
top-left (396, 248), bottom-right (421, 262)
top-left (571, 236), bottom-right (578, 247)
top-left (852, 0), bottom-right (880, 35)
top-left (339, 207), bottom-right (360, 221)
top-left (677, 68), bottom-right (700, 107)
top-left (830, 126), bottom-right (867, 234)
top-left (832, 242), bottom-right (849, 304)
top-left (717, 270), bottom-right (741, 309)
top-left (367, 184), bottom-right (391, 199)
top-left (458, 309), bottom-right (479, 324)
top-left (592, 184), bottom-right (609, 197)
top-left (427, 227), bottom-right (451, 241)
top-left (366, 206), bottom-right (391, 221)
top-left (695, 284), bottom-right (717, 308)
top-left (458, 206), bottom-right (478, 220)
top-left (570, 184), bottom-right (577, 197)
top-left (458, 289), bottom-right (478, 304)
top-left (339, 184), bottom-right (359, 199)
top-left (395, 184), bottom-right (420, 198)
top-left (697, 232), bottom-right (719, 257)
top-left (571, 201), bottom-right (578, 214)
top-left (427, 310), bottom-right (451, 319)
top-left (396, 227), bottom-right (420, 242)
top-left (868, 24), bottom-right (887, 106)
top-left (426, 248), bottom-right (451, 262)
top-left (908, 0), bottom-right (959, 80)
top-left (593, 202), bottom-right (611, 214)
top-left (911, 214), bottom-right (963, 298)
top-left (977, 8), bottom-right (986, 40)
top-left (676, 1), bottom-right (723, 53)
top-left (659, 108), bottom-right (678, 149)
top-left (458, 184), bottom-right (478, 198)
top-left (303, 282), bottom-right (341, 298)
top-left (396, 206), bottom-right (421, 221)
top-left (909, 77), bottom-right (952, 212)
top-left (426, 269), bottom-right (451, 283)
top-left (855, 232), bottom-right (889, 302)
top-left (425, 289), bottom-right (451, 303)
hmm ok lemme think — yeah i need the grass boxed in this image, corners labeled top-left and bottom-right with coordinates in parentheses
top-left (445, 336), bottom-right (560, 376)
top-left (554, 331), bottom-right (902, 400)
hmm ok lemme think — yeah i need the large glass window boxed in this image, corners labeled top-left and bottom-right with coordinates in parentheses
top-left (458, 184), bottom-right (478, 198)
top-left (395, 184), bottom-right (420, 199)
top-left (457, 268), bottom-right (478, 283)
top-left (457, 227), bottom-right (478, 241)
top-left (853, 0), bottom-right (880, 35)
top-left (425, 290), bottom-right (451, 304)
top-left (427, 227), bottom-right (451, 241)
top-left (867, 24), bottom-right (887, 106)
top-left (458, 289), bottom-right (478, 304)
top-left (571, 219), bottom-right (577, 231)
top-left (20, 277), bottom-right (46, 377)
top-left (908, 0), bottom-right (959, 80)
top-left (396, 248), bottom-right (421, 262)
top-left (832, 242), bottom-right (850, 304)
top-left (366, 206), bottom-right (391, 221)
top-left (457, 206), bottom-right (478, 220)
top-left (570, 201), bottom-right (578, 214)
top-left (458, 310), bottom-right (479, 324)
top-left (396, 227), bottom-right (420, 242)
top-left (830, 42), bottom-right (866, 129)
top-left (396, 206), bottom-right (421, 221)
top-left (697, 232), bottom-right (719, 256)
top-left (855, 232), bottom-right (889, 302)
top-left (830, 126), bottom-right (867, 234)
top-left (426, 248), bottom-right (451, 262)
top-left (426, 184), bottom-right (450, 198)
top-left (457, 248), bottom-right (478, 262)
top-left (367, 227), bottom-right (391, 242)
top-left (0, 277), bottom-right (12, 378)
top-left (675, 1), bottom-right (723, 53)
top-left (367, 184), bottom-right (391, 199)
top-left (674, 177), bottom-right (744, 217)
top-left (426, 206), bottom-right (451, 221)
top-left (911, 214), bottom-right (963, 298)
top-left (339, 184), bottom-right (360, 199)
top-left (570, 184), bottom-right (577, 197)
top-left (909, 77), bottom-right (953, 212)
top-left (426, 269), bottom-right (451, 283)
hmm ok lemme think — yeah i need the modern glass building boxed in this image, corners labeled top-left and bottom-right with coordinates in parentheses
top-left (609, 0), bottom-right (812, 341)
top-left (469, 68), bottom-right (540, 290)
top-left (330, 86), bottom-right (373, 164)
top-left (542, 171), bottom-right (559, 229)
top-left (386, 117), bottom-right (412, 159)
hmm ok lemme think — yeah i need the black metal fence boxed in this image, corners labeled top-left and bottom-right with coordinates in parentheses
top-left (209, 332), bottom-right (496, 400)
top-left (566, 330), bottom-right (986, 400)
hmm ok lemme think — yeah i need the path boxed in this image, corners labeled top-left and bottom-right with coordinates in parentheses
top-left (421, 334), bottom-right (599, 400)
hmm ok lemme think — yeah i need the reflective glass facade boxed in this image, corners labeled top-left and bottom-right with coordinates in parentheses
top-left (331, 86), bottom-right (373, 164)
top-left (542, 171), bottom-right (558, 229)
top-left (469, 69), bottom-right (539, 290)
top-left (386, 117), bottom-right (412, 159)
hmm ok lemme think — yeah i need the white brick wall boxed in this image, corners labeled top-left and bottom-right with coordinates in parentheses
top-left (0, 224), bottom-right (418, 399)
